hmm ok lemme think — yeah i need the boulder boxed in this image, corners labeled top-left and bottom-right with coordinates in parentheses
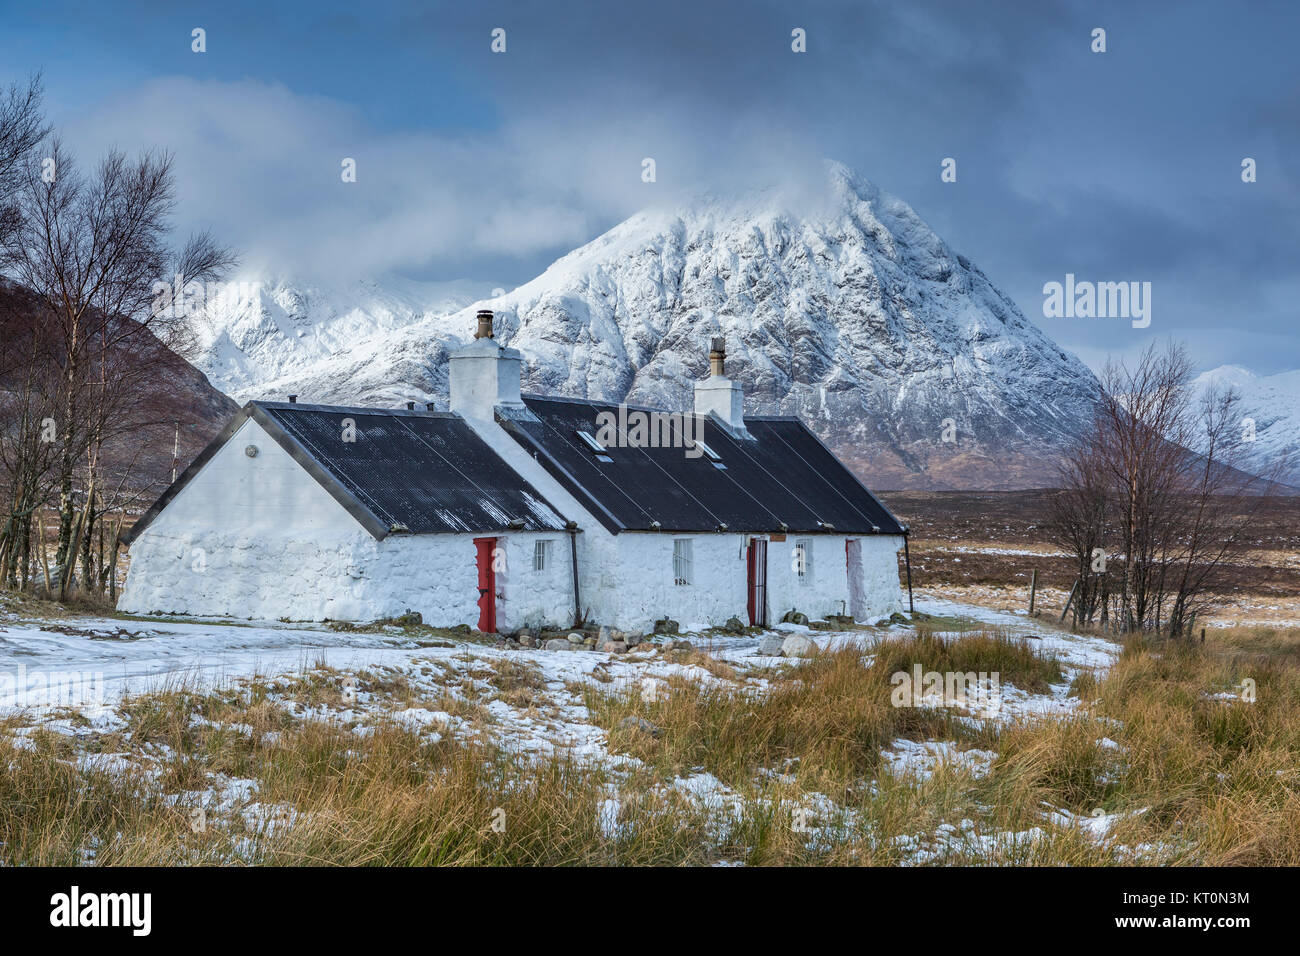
top-left (567, 632), bottom-right (586, 644)
top-left (653, 618), bottom-right (680, 635)
top-left (723, 616), bottom-right (746, 634)
top-left (544, 639), bottom-right (575, 651)
top-left (758, 634), bottom-right (785, 656)
top-left (781, 610), bottom-right (809, 626)
top-left (781, 634), bottom-right (818, 657)
top-left (601, 641), bottom-right (629, 654)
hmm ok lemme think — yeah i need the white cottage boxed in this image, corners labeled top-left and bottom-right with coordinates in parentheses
top-left (119, 313), bottom-right (910, 633)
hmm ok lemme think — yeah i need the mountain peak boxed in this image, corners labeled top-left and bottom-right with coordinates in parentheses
top-left (192, 164), bottom-right (1102, 488)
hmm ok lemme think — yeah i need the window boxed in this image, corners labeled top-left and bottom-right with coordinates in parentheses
top-left (673, 538), bottom-right (693, 586)
top-left (576, 430), bottom-right (613, 462)
top-left (534, 539), bottom-right (554, 572)
top-left (795, 538), bottom-right (813, 585)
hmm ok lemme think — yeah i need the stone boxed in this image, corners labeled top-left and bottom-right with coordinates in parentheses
top-left (624, 633), bottom-right (642, 648)
top-left (723, 616), bottom-right (746, 634)
top-left (601, 641), bottom-right (628, 654)
top-left (809, 620), bottom-right (833, 631)
top-left (758, 634), bottom-right (785, 656)
top-left (567, 632), bottom-right (586, 644)
top-left (653, 618), bottom-right (680, 635)
top-left (518, 634), bottom-right (537, 648)
top-left (889, 612), bottom-right (908, 624)
top-left (781, 634), bottom-right (818, 657)
top-left (781, 610), bottom-right (809, 626)
top-left (617, 716), bottom-right (662, 738)
top-left (668, 640), bottom-right (694, 654)
top-left (544, 638), bottom-right (574, 651)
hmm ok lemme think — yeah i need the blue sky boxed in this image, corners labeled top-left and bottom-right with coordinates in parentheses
top-left (2, 0), bottom-right (1297, 374)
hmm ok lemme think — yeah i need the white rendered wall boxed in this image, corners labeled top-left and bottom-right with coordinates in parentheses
top-left (603, 532), bottom-right (906, 632)
top-left (119, 418), bottom-right (578, 629)
top-left (608, 533), bottom-right (747, 631)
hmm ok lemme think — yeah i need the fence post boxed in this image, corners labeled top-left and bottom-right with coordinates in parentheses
top-left (1059, 577), bottom-right (1080, 624)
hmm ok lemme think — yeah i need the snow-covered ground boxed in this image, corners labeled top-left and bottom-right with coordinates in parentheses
top-left (0, 597), bottom-right (1129, 864)
top-left (0, 598), bottom-right (1117, 775)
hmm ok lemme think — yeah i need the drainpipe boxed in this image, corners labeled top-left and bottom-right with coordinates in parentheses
top-left (902, 528), bottom-right (914, 615)
top-left (567, 522), bottom-right (581, 627)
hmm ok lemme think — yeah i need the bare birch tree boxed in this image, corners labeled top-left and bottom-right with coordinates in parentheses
top-left (1050, 341), bottom-right (1285, 637)
top-left (3, 138), bottom-right (235, 589)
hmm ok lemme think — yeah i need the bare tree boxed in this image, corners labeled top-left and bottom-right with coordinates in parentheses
top-left (1050, 341), bottom-right (1285, 637)
top-left (0, 74), bottom-right (47, 255)
top-left (2, 138), bottom-right (235, 587)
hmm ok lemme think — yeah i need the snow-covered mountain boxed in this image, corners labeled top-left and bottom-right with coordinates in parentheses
top-left (1192, 365), bottom-right (1300, 485)
top-left (193, 275), bottom-right (497, 401)
top-left (191, 162), bottom-right (1102, 489)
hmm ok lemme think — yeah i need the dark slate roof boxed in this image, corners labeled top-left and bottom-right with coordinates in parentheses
top-left (497, 395), bottom-right (905, 536)
top-left (122, 401), bottom-right (569, 544)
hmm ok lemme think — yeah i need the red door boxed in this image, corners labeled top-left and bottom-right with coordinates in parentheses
top-left (746, 538), bottom-right (768, 626)
top-left (474, 537), bottom-right (497, 633)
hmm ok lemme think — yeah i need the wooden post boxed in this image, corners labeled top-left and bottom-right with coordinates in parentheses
top-left (1028, 569), bottom-right (1038, 616)
top-left (902, 532), bottom-right (914, 615)
top-left (1059, 577), bottom-right (1080, 624)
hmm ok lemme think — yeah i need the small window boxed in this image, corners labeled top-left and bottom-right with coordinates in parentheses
top-left (673, 538), bottom-right (693, 586)
top-left (534, 539), bottom-right (553, 572)
top-left (795, 538), bottom-right (813, 584)
top-left (576, 430), bottom-right (613, 462)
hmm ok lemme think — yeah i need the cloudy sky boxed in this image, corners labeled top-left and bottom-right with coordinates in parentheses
top-left (3, 0), bottom-right (1297, 374)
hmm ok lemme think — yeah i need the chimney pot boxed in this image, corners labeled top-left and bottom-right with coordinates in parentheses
top-left (475, 309), bottom-right (495, 340)
top-left (288, 395), bottom-right (297, 404)
top-left (708, 337), bottom-right (726, 377)
top-left (406, 401), bottom-right (415, 410)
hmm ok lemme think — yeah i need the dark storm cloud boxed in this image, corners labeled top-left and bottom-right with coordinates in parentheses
top-left (1, 0), bottom-right (1296, 371)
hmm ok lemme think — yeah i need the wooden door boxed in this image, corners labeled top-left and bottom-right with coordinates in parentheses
top-left (747, 537), bottom-right (769, 626)
top-left (474, 537), bottom-right (497, 633)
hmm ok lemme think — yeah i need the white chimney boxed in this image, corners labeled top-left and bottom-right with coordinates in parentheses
top-left (694, 336), bottom-right (749, 436)
top-left (449, 310), bottom-right (524, 420)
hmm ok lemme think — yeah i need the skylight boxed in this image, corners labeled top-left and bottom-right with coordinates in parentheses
top-left (692, 439), bottom-right (726, 469)
top-left (576, 430), bottom-right (613, 462)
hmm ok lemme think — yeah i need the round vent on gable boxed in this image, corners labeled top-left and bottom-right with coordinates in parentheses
top-left (245, 445), bottom-right (259, 458)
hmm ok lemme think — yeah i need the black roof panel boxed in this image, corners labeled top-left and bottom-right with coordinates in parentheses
top-left (259, 403), bottom-right (569, 534)
top-left (499, 396), bottom-right (904, 535)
